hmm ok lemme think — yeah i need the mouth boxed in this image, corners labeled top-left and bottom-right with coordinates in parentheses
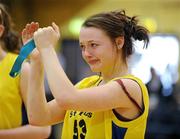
top-left (87, 59), bottom-right (99, 65)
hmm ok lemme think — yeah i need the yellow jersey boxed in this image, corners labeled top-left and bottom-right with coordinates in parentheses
top-left (0, 53), bottom-right (22, 129)
top-left (61, 75), bottom-right (149, 139)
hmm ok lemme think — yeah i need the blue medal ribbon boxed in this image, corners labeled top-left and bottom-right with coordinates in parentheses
top-left (9, 39), bottom-right (36, 77)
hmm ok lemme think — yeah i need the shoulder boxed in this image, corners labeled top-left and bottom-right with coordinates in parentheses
top-left (8, 52), bottom-right (18, 60)
top-left (110, 75), bottom-right (146, 107)
top-left (111, 74), bottom-right (146, 89)
top-left (3, 53), bottom-right (18, 65)
top-left (75, 75), bottom-right (101, 89)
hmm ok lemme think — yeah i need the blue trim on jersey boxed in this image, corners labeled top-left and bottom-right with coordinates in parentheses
top-left (112, 121), bottom-right (127, 139)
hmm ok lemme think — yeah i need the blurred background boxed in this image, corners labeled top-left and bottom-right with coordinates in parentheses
top-left (0, 0), bottom-right (180, 139)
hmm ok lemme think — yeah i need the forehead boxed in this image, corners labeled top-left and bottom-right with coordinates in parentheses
top-left (79, 27), bottom-right (110, 43)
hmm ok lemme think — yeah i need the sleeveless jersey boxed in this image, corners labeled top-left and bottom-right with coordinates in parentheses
top-left (0, 53), bottom-right (22, 129)
top-left (61, 75), bottom-right (149, 139)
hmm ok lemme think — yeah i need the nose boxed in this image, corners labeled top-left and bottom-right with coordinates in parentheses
top-left (83, 47), bottom-right (92, 57)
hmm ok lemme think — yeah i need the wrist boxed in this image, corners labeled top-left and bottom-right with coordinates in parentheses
top-left (38, 45), bottom-right (54, 52)
top-left (38, 46), bottom-right (55, 59)
top-left (31, 58), bottom-right (43, 69)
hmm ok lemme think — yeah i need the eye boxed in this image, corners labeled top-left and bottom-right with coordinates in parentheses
top-left (80, 44), bottom-right (85, 51)
top-left (90, 43), bottom-right (98, 48)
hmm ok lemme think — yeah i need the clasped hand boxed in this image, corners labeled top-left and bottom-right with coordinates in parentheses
top-left (22, 22), bottom-right (60, 61)
top-left (34, 22), bottom-right (60, 50)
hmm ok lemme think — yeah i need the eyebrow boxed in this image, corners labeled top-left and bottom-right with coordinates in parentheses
top-left (80, 40), bottom-right (99, 45)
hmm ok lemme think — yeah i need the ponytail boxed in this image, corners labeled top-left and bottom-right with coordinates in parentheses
top-left (131, 17), bottom-right (149, 48)
top-left (124, 15), bottom-right (149, 57)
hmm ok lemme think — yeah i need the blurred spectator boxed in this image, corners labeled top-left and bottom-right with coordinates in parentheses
top-left (0, 3), bottom-right (51, 139)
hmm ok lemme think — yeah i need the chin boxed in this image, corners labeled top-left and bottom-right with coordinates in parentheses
top-left (89, 66), bottom-right (101, 73)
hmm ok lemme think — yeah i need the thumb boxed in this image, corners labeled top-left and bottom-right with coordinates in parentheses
top-left (52, 22), bottom-right (60, 38)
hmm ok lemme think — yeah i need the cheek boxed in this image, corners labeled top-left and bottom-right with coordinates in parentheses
top-left (81, 51), bottom-right (90, 64)
top-left (101, 50), bottom-right (115, 66)
top-left (81, 52), bottom-right (86, 61)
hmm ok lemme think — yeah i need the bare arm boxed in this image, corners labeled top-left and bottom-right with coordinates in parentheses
top-left (21, 22), bottom-right (66, 126)
top-left (25, 55), bottom-right (66, 126)
top-left (34, 24), bottom-right (143, 112)
top-left (0, 125), bottom-right (51, 139)
top-left (40, 47), bottom-right (142, 111)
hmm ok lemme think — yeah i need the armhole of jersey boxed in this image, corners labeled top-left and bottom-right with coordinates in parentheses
top-left (112, 79), bottom-right (144, 121)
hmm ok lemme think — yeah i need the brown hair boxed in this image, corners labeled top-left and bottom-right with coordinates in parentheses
top-left (82, 10), bottom-right (149, 60)
top-left (0, 4), bottom-right (20, 53)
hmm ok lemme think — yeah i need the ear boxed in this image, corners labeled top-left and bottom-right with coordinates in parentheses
top-left (115, 36), bottom-right (124, 50)
top-left (0, 25), bottom-right (4, 37)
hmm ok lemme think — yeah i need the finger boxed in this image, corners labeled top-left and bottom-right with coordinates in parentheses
top-left (22, 23), bottom-right (34, 45)
top-left (52, 22), bottom-right (60, 37)
top-left (25, 23), bottom-right (31, 32)
top-left (22, 23), bottom-right (29, 36)
top-left (30, 22), bottom-right (39, 33)
top-left (25, 23), bottom-right (33, 38)
top-left (47, 26), bottom-right (53, 33)
top-left (34, 28), bottom-right (43, 38)
top-left (21, 28), bottom-right (29, 40)
top-left (35, 22), bottom-right (39, 29)
top-left (21, 28), bottom-right (26, 36)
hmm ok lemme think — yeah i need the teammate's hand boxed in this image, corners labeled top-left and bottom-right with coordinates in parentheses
top-left (22, 22), bottom-right (39, 45)
top-left (21, 22), bottom-right (40, 62)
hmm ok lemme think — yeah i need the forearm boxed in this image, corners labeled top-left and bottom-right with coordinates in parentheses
top-left (27, 60), bottom-right (50, 125)
top-left (0, 125), bottom-right (51, 139)
top-left (39, 47), bottom-right (75, 106)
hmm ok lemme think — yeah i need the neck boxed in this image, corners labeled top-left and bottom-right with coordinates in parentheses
top-left (101, 57), bottom-right (129, 83)
top-left (0, 45), bottom-right (7, 61)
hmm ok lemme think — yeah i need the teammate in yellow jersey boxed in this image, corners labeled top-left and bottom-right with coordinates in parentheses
top-left (23, 10), bottom-right (149, 139)
top-left (0, 4), bottom-right (50, 138)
